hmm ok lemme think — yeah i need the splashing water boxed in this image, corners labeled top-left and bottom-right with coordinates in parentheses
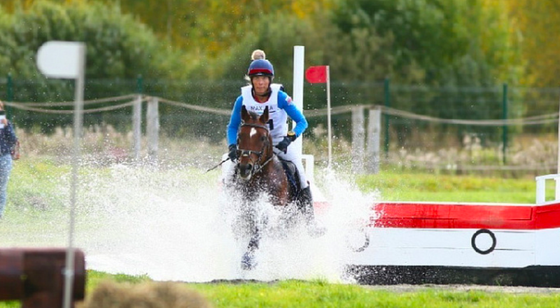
top-left (10, 161), bottom-right (378, 283)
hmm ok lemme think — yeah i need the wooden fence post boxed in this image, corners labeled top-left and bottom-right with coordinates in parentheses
top-left (0, 249), bottom-right (23, 298)
top-left (0, 248), bottom-right (86, 308)
top-left (352, 106), bottom-right (365, 173)
top-left (132, 95), bottom-right (142, 160)
top-left (146, 96), bottom-right (159, 163)
top-left (366, 107), bottom-right (381, 174)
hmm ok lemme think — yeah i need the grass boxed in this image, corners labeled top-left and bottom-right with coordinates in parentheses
top-left (185, 280), bottom-right (560, 308)
top-left (356, 171), bottom-right (552, 203)
top-left (74, 272), bottom-right (560, 308)
top-left (1, 157), bottom-right (560, 307)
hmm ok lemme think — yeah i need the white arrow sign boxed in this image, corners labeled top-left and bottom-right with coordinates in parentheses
top-left (37, 41), bottom-right (85, 79)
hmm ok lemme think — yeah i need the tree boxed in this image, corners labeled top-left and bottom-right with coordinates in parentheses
top-left (507, 0), bottom-right (560, 87)
top-left (324, 0), bottom-right (524, 145)
top-left (92, 0), bottom-right (334, 58)
top-left (1, 1), bottom-right (180, 80)
top-left (0, 0), bottom-right (187, 132)
top-left (330, 0), bottom-right (521, 85)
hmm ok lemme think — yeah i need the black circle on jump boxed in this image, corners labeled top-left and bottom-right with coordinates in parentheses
top-left (471, 229), bottom-right (496, 255)
top-left (351, 232), bottom-right (370, 253)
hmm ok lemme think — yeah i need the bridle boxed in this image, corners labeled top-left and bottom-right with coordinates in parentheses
top-left (236, 122), bottom-right (274, 176)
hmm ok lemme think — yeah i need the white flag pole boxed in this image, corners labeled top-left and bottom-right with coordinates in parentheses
top-left (36, 41), bottom-right (86, 308)
top-left (326, 66), bottom-right (332, 169)
top-left (63, 43), bottom-right (85, 308)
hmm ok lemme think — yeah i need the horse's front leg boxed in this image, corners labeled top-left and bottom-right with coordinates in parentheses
top-left (241, 203), bottom-right (267, 271)
top-left (241, 223), bottom-right (261, 270)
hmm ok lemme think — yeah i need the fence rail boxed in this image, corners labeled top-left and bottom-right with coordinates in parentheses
top-left (6, 93), bottom-right (558, 175)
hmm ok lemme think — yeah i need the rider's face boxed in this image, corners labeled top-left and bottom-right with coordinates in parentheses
top-left (252, 76), bottom-right (270, 96)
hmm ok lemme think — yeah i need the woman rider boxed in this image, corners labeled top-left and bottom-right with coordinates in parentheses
top-left (226, 50), bottom-right (324, 236)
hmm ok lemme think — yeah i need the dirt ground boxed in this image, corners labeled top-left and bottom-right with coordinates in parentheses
top-left (209, 279), bottom-right (560, 295)
top-left (364, 284), bottom-right (560, 294)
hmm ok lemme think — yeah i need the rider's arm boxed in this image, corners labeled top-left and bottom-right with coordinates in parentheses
top-left (226, 96), bottom-right (244, 145)
top-left (278, 92), bottom-right (308, 138)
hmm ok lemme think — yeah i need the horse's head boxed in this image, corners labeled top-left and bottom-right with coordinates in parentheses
top-left (236, 105), bottom-right (273, 180)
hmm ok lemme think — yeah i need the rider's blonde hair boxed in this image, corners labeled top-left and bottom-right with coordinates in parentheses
top-left (246, 49), bottom-right (267, 83)
top-left (251, 49), bottom-right (266, 60)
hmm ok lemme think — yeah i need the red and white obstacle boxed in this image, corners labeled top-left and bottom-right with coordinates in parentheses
top-left (314, 174), bottom-right (560, 285)
top-left (348, 175), bottom-right (560, 268)
top-left (292, 46), bottom-right (560, 285)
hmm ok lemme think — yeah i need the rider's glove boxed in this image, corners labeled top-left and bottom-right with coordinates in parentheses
top-left (275, 131), bottom-right (297, 154)
top-left (228, 144), bottom-right (237, 161)
top-left (275, 137), bottom-right (291, 154)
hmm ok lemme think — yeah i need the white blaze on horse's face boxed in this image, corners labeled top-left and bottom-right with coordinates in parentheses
top-left (250, 127), bottom-right (257, 138)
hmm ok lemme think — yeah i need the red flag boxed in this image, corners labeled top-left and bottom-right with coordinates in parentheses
top-left (305, 66), bottom-right (328, 83)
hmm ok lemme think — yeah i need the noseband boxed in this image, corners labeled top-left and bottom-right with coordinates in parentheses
top-left (237, 123), bottom-right (274, 176)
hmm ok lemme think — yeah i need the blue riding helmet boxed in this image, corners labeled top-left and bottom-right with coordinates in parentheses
top-left (247, 59), bottom-right (274, 77)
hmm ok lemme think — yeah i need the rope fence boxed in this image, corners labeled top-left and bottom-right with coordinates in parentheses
top-left (5, 94), bottom-right (557, 126)
top-left (7, 94), bottom-right (558, 174)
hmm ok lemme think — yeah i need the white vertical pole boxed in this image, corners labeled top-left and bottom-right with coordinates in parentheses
top-left (555, 178), bottom-right (560, 202)
top-left (132, 95), bottom-right (142, 160)
top-left (557, 97), bottom-right (560, 200)
top-left (537, 176), bottom-right (546, 204)
top-left (63, 42), bottom-right (85, 308)
top-left (367, 107), bottom-right (381, 174)
top-left (352, 106), bottom-right (365, 173)
top-left (292, 46), bottom-right (304, 158)
top-left (326, 66), bottom-right (332, 169)
top-left (146, 97), bottom-right (159, 163)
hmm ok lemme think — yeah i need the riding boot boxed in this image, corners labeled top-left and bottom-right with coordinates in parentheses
top-left (299, 186), bottom-right (326, 237)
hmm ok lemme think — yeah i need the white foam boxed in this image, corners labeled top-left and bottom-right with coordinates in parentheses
top-left (13, 161), bottom-right (378, 283)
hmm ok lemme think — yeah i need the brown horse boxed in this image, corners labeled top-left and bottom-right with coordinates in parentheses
top-left (227, 105), bottom-right (294, 270)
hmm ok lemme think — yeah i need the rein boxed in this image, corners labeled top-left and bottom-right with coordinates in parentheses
top-left (251, 154), bottom-right (275, 175)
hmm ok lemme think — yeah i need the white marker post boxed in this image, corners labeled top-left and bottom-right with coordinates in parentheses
top-left (37, 41), bottom-right (86, 308)
top-left (293, 47), bottom-right (318, 184)
top-left (557, 98), bottom-right (560, 200)
top-left (292, 46), bottom-right (305, 157)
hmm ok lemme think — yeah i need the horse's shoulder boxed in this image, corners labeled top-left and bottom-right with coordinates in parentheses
top-left (277, 158), bottom-right (294, 172)
top-left (271, 156), bottom-right (285, 170)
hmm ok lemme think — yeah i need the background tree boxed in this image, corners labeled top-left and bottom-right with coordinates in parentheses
top-left (1, 0), bottom-right (182, 81)
top-left (322, 0), bottom-right (524, 145)
top-left (0, 0), bottom-right (186, 132)
top-left (507, 0), bottom-right (560, 88)
top-left (100, 0), bottom-right (333, 58)
top-left (0, 0), bottom-right (539, 143)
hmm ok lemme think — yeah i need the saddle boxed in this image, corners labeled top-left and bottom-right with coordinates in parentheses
top-left (279, 159), bottom-right (302, 201)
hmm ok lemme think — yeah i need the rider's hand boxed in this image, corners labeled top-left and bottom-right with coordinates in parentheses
top-left (228, 144), bottom-right (238, 161)
top-left (275, 137), bottom-right (292, 154)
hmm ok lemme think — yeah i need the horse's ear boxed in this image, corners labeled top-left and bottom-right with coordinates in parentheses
top-left (260, 106), bottom-right (269, 124)
top-left (241, 105), bottom-right (249, 122)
